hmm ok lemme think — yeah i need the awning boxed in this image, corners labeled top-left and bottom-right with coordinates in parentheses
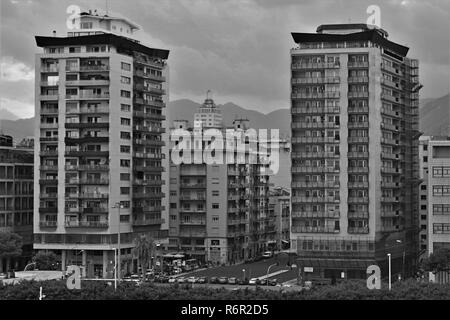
top-left (295, 258), bottom-right (376, 270)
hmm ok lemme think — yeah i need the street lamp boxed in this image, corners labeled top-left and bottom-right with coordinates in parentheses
top-left (387, 253), bottom-right (392, 291)
top-left (242, 269), bottom-right (246, 281)
top-left (112, 203), bottom-right (123, 280)
top-left (396, 239), bottom-right (405, 280)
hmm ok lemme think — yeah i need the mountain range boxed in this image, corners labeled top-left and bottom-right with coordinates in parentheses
top-left (1, 93), bottom-right (449, 143)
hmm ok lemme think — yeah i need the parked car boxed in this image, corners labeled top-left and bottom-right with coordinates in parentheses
top-left (168, 276), bottom-right (177, 283)
top-left (187, 276), bottom-right (198, 283)
top-left (209, 276), bottom-right (219, 284)
top-left (249, 278), bottom-right (259, 285)
top-left (259, 279), bottom-right (268, 286)
top-left (177, 277), bottom-right (187, 284)
top-left (0, 273), bottom-right (6, 280)
top-left (197, 276), bottom-right (207, 284)
top-left (218, 277), bottom-right (228, 284)
top-left (228, 277), bottom-right (237, 285)
top-left (268, 279), bottom-right (277, 286)
top-left (262, 251), bottom-right (273, 258)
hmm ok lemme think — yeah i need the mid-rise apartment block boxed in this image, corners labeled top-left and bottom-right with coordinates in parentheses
top-left (0, 135), bottom-right (34, 272)
top-left (419, 137), bottom-right (450, 256)
top-left (168, 101), bottom-right (273, 264)
top-left (34, 11), bottom-right (169, 278)
top-left (290, 24), bottom-right (421, 279)
top-left (268, 187), bottom-right (291, 251)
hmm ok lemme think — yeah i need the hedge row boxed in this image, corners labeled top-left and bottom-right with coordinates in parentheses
top-left (1, 279), bottom-right (449, 300)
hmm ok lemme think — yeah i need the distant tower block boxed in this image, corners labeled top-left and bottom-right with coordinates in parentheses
top-left (194, 90), bottom-right (223, 128)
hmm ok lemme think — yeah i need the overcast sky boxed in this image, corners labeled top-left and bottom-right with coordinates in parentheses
top-left (0, 0), bottom-right (449, 118)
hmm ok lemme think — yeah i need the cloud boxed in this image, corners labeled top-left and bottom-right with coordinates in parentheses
top-left (0, 56), bottom-right (34, 81)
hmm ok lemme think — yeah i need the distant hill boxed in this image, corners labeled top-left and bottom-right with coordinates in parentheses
top-left (420, 94), bottom-right (450, 136)
top-left (0, 108), bottom-right (20, 121)
top-left (167, 99), bottom-right (290, 138)
top-left (0, 117), bottom-right (34, 143)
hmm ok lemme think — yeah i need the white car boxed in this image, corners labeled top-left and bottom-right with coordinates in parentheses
top-left (187, 276), bottom-right (198, 283)
top-left (262, 251), bottom-right (273, 258)
top-left (168, 277), bottom-right (177, 283)
top-left (249, 278), bottom-right (258, 285)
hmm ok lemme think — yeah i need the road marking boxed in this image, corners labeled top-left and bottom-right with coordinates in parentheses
top-left (257, 269), bottom-right (289, 280)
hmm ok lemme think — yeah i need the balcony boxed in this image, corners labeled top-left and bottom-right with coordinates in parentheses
top-left (133, 192), bottom-right (165, 199)
top-left (292, 122), bottom-right (339, 129)
top-left (132, 218), bottom-right (165, 226)
top-left (65, 122), bottom-right (109, 129)
top-left (381, 181), bottom-right (401, 188)
top-left (347, 61), bottom-right (369, 68)
top-left (134, 83), bottom-right (165, 95)
top-left (381, 123), bottom-right (399, 131)
top-left (39, 221), bottom-right (57, 228)
top-left (381, 78), bottom-right (403, 90)
top-left (81, 207), bottom-right (108, 214)
top-left (179, 194), bottom-right (206, 201)
top-left (348, 181), bottom-right (369, 188)
top-left (291, 62), bottom-right (340, 69)
top-left (291, 226), bottom-right (340, 234)
top-left (133, 125), bottom-right (165, 133)
top-left (348, 92), bottom-right (369, 98)
top-left (348, 106), bottom-right (369, 113)
top-left (381, 94), bottom-right (403, 104)
top-left (77, 164), bottom-right (109, 171)
top-left (179, 220), bottom-right (206, 226)
top-left (381, 210), bottom-right (402, 217)
top-left (292, 106), bottom-right (340, 114)
top-left (39, 165), bottom-right (58, 171)
top-left (135, 69), bottom-right (165, 82)
top-left (292, 166), bottom-right (339, 173)
top-left (40, 193), bottom-right (58, 199)
top-left (39, 179), bottom-right (58, 185)
top-left (381, 152), bottom-right (402, 161)
top-left (348, 197), bottom-right (369, 203)
top-left (291, 92), bottom-right (340, 99)
top-left (66, 93), bottom-right (110, 100)
top-left (79, 65), bottom-right (109, 72)
top-left (178, 231), bottom-right (207, 237)
top-left (291, 211), bottom-right (340, 218)
top-left (347, 211), bottom-right (369, 219)
top-left (381, 197), bottom-right (402, 203)
top-left (65, 221), bottom-right (109, 228)
top-left (40, 122), bottom-right (58, 129)
top-left (348, 122), bottom-right (369, 129)
top-left (65, 79), bottom-right (110, 86)
top-left (292, 151), bottom-right (339, 159)
top-left (381, 64), bottom-right (403, 76)
top-left (180, 183), bottom-right (206, 188)
top-left (66, 193), bottom-right (109, 199)
top-left (348, 76), bottom-right (369, 83)
top-left (133, 111), bottom-right (166, 120)
top-left (381, 225), bottom-right (403, 232)
top-left (348, 226), bottom-right (369, 234)
top-left (133, 152), bottom-right (165, 159)
top-left (40, 137), bottom-right (58, 143)
top-left (133, 139), bottom-right (165, 146)
top-left (291, 77), bottom-right (340, 84)
top-left (40, 108), bottom-right (59, 115)
top-left (291, 181), bottom-right (340, 188)
top-left (347, 167), bottom-right (369, 173)
top-left (65, 150), bottom-right (109, 157)
top-left (41, 66), bottom-right (59, 73)
top-left (348, 137), bottom-right (369, 143)
top-left (133, 206), bottom-right (165, 214)
top-left (134, 165), bottom-right (165, 172)
top-left (65, 136), bottom-right (109, 144)
top-left (39, 207), bottom-right (57, 213)
top-left (40, 94), bottom-right (58, 101)
top-left (381, 138), bottom-right (399, 146)
top-left (381, 108), bottom-right (401, 118)
top-left (291, 137), bottom-right (339, 144)
top-left (291, 196), bottom-right (339, 203)
top-left (381, 167), bottom-right (402, 174)
top-left (132, 179), bottom-right (164, 186)
top-left (133, 98), bottom-right (165, 108)
top-left (67, 107), bottom-right (109, 114)
top-left (347, 152), bottom-right (369, 158)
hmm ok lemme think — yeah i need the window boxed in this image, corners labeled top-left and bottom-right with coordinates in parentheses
top-left (120, 90), bottom-right (131, 98)
top-left (212, 190), bottom-right (219, 196)
top-left (121, 118), bottom-right (131, 126)
top-left (120, 173), bottom-right (130, 181)
top-left (121, 104), bottom-right (131, 112)
top-left (120, 215), bottom-right (130, 222)
top-left (421, 205), bottom-right (427, 210)
top-left (423, 145), bottom-right (428, 151)
top-left (421, 185), bottom-right (427, 190)
top-left (120, 187), bottom-right (130, 195)
top-left (120, 145), bottom-right (130, 153)
top-left (212, 216), bottom-right (219, 222)
top-left (423, 156), bottom-right (428, 163)
top-left (121, 76), bottom-right (131, 84)
top-left (121, 62), bottom-right (131, 71)
top-left (421, 195), bottom-right (427, 200)
top-left (212, 203), bottom-right (219, 209)
top-left (120, 159), bottom-right (130, 167)
top-left (170, 203), bottom-right (177, 209)
top-left (120, 131), bottom-right (131, 140)
top-left (433, 223), bottom-right (450, 234)
top-left (210, 240), bottom-right (219, 246)
top-left (120, 201), bottom-right (130, 208)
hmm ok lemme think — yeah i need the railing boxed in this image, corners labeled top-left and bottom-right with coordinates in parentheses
top-left (292, 151), bottom-right (339, 159)
top-left (39, 221), bottom-right (57, 227)
top-left (291, 62), bottom-right (340, 69)
top-left (40, 193), bottom-right (58, 198)
top-left (348, 76), bottom-right (369, 83)
top-left (179, 220), bottom-right (206, 226)
top-left (291, 77), bottom-right (340, 84)
top-left (292, 106), bottom-right (340, 114)
top-left (291, 211), bottom-right (340, 218)
top-left (65, 221), bottom-right (109, 228)
top-left (291, 137), bottom-right (339, 144)
top-left (348, 91), bottom-right (369, 98)
top-left (347, 181), bottom-right (369, 188)
top-left (40, 108), bottom-right (59, 114)
top-left (180, 183), bottom-right (206, 188)
top-left (39, 137), bottom-right (58, 142)
top-left (348, 197), bottom-right (369, 203)
top-left (291, 181), bottom-right (340, 188)
top-left (292, 166), bottom-right (339, 173)
top-left (39, 165), bottom-right (58, 170)
top-left (348, 226), bottom-right (369, 234)
top-left (179, 194), bottom-right (206, 200)
top-left (79, 65), bottom-right (109, 72)
top-left (132, 179), bottom-right (164, 186)
top-left (291, 226), bottom-right (340, 233)
top-left (347, 61), bottom-right (369, 68)
top-left (291, 92), bottom-right (340, 99)
top-left (132, 218), bottom-right (165, 226)
top-left (292, 122), bottom-right (339, 129)
top-left (347, 152), bottom-right (369, 158)
top-left (348, 122), bottom-right (369, 128)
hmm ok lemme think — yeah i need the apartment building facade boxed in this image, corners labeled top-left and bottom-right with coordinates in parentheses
top-left (268, 187), bottom-right (291, 251)
top-left (290, 24), bottom-right (421, 279)
top-left (168, 105), bottom-right (273, 264)
top-left (0, 135), bottom-right (34, 272)
top-left (34, 11), bottom-right (169, 278)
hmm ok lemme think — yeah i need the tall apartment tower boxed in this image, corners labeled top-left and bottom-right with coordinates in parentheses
top-left (34, 11), bottom-right (169, 278)
top-left (290, 24), bottom-right (421, 279)
top-left (0, 135), bottom-right (34, 273)
top-left (194, 91), bottom-right (223, 128)
top-left (168, 112), bottom-right (273, 264)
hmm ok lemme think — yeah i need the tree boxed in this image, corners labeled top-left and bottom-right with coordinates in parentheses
top-left (132, 235), bottom-right (154, 279)
top-left (33, 251), bottom-right (59, 270)
top-left (421, 248), bottom-right (450, 273)
top-left (0, 232), bottom-right (23, 263)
